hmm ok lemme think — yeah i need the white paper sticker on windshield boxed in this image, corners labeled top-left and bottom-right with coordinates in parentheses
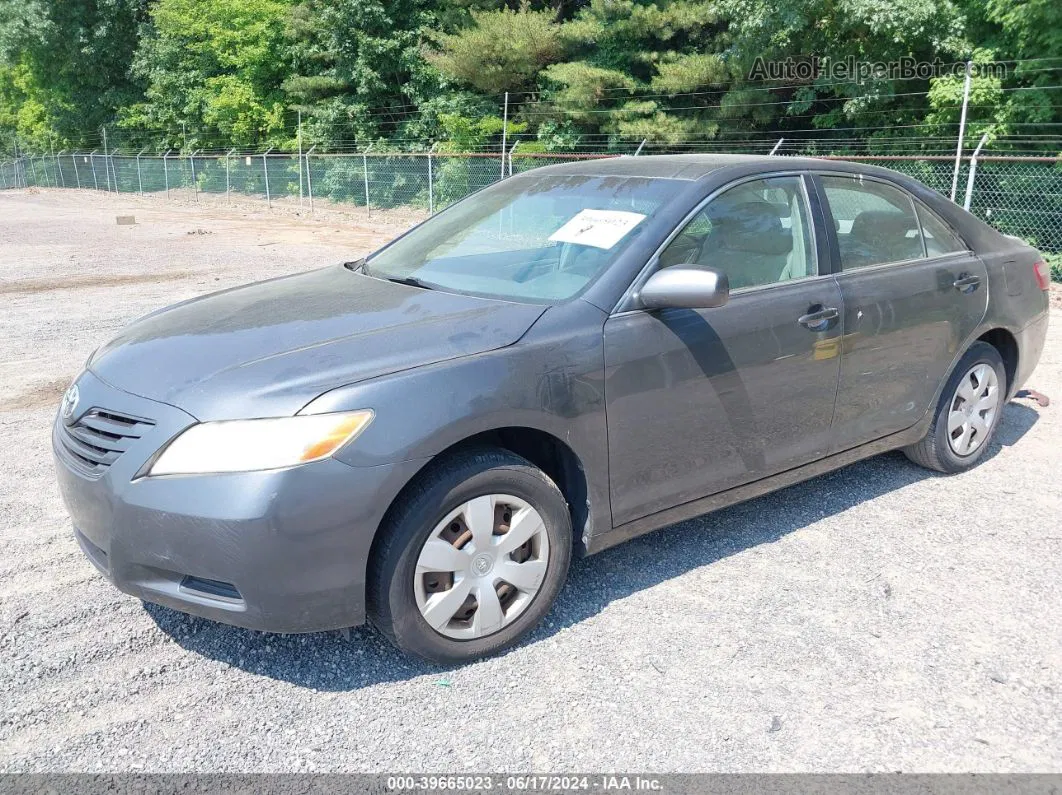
top-left (548, 209), bottom-right (647, 250)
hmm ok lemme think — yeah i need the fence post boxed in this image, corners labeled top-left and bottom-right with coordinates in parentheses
top-left (963, 133), bottom-right (990, 212)
top-left (71, 154), bottom-right (81, 189)
top-left (101, 127), bottom-right (110, 191)
top-left (950, 60), bottom-right (973, 202)
top-left (136, 147), bottom-right (147, 194)
top-left (770, 138), bottom-right (785, 156)
top-left (362, 145), bottom-right (372, 215)
top-left (226, 148), bottom-right (236, 204)
top-left (109, 148), bottom-right (120, 194)
top-left (428, 143), bottom-right (437, 215)
top-left (305, 145), bottom-right (316, 213)
top-left (500, 91), bottom-right (509, 180)
top-left (507, 140), bottom-right (520, 177)
top-left (89, 151), bottom-right (99, 191)
top-left (163, 149), bottom-right (171, 198)
top-left (189, 149), bottom-right (200, 202)
top-left (56, 150), bottom-right (65, 187)
top-left (28, 155), bottom-right (37, 186)
top-left (633, 139), bottom-right (647, 156)
top-left (298, 110), bottom-right (304, 207)
top-left (262, 148), bottom-right (273, 207)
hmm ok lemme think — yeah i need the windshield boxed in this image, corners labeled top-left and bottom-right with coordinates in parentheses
top-left (365, 172), bottom-right (684, 302)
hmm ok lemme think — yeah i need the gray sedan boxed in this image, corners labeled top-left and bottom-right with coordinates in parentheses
top-left (53, 155), bottom-right (1051, 663)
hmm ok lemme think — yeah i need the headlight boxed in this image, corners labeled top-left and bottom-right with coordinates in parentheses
top-left (148, 410), bottom-right (374, 476)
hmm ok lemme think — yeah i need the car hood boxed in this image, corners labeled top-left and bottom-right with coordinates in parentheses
top-left (89, 265), bottom-right (547, 420)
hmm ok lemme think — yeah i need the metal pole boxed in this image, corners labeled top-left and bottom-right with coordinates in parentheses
top-left (362, 145), bottom-right (372, 215)
top-left (963, 133), bottom-right (990, 212)
top-left (109, 148), bottom-right (120, 194)
top-left (14, 137), bottom-right (25, 188)
top-left (305, 145), bottom-right (316, 213)
top-left (508, 140), bottom-right (520, 177)
top-left (500, 91), bottom-right (508, 180)
top-left (136, 147), bottom-right (147, 194)
top-left (226, 148), bottom-right (236, 204)
top-left (633, 139), bottom-right (647, 156)
top-left (263, 148), bottom-right (273, 207)
top-left (28, 155), bottom-right (37, 186)
top-left (427, 143), bottom-right (437, 215)
top-left (297, 110), bottom-right (304, 207)
top-left (770, 138), bottom-right (785, 156)
top-left (189, 149), bottom-right (199, 202)
top-left (89, 151), bottom-right (99, 191)
top-left (950, 60), bottom-right (973, 202)
top-left (56, 149), bottom-right (65, 187)
top-left (163, 149), bottom-right (171, 198)
top-left (71, 153), bottom-right (80, 189)
top-left (101, 128), bottom-right (110, 191)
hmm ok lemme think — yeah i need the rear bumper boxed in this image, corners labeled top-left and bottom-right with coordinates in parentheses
top-left (53, 370), bottom-right (425, 633)
top-left (1013, 311), bottom-right (1050, 396)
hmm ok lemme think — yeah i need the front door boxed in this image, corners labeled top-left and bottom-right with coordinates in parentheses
top-left (603, 174), bottom-right (844, 527)
top-left (814, 174), bottom-right (990, 452)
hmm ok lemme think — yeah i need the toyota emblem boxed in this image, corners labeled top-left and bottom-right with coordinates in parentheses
top-left (61, 383), bottom-right (80, 422)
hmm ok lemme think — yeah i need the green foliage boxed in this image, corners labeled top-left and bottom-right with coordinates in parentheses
top-left (118, 0), bottom-right (295, 150)
top-left (0, 0), bottom-right (147, 151)
top-left (436, 113), bottom-right (527, 151)
top-left (1045, 251), bottom-right (1062, 283)
top-left (427, 4), bottom-right (564, 94)
top-left (283, 0), bottom-right (444, 146)
top-left (0, 0), bottom-right (1060, 170)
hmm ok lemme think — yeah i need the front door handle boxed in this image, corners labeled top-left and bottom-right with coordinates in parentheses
top-left (953, 273), bottom-right (982, 292)
top-left (798, 306), bottom-right (839, 331)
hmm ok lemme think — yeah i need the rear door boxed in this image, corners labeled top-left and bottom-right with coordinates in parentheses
top-left (814, 173), bottom-right (989, 452)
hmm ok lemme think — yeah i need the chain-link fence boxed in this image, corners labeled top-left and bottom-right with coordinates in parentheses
top-left (2, 149), bottom-right (1061, 255)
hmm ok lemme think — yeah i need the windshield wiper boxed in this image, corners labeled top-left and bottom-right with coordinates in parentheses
top-left (385, 275), bottom-right (436, 290)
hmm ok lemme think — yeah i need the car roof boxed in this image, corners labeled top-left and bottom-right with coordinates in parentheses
top-left (526, 153), bottom-right (885, 181)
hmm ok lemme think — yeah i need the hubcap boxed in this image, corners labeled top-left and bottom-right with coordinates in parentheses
top-left (947, 363), bottom-right (1000, 456)
top-left (414, 494), bottom-right (550, 640)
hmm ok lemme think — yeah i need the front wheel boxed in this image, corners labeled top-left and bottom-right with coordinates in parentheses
top-left (367, 449), bottom-right (572, 664)
top-left (904, 341), bottom-right (1007, 473)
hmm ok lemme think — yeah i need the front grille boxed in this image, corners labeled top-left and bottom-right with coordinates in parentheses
top-left (58, 408), bottom-right (155, 478)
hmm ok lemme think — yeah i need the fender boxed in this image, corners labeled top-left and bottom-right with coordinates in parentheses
top-left (299, 299), bottom-right (613, 544)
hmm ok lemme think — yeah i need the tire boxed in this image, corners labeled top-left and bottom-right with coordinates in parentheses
top-left (903, 341), bottom-right (1007, 473)
top-left (367, 448), bottom-right (572, 664)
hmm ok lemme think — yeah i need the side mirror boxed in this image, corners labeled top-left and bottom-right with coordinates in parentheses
top-left (639, 266), bottom-right (730, 310)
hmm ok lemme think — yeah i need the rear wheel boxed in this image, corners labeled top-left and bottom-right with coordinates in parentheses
top-left (367, 448), bottom-right (572, 664)
top-left (904, 341), bottom-right (1006, 473)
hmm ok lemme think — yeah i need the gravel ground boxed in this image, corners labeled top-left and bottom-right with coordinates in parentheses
top-left (1, 189), bottom-right (1060, 773)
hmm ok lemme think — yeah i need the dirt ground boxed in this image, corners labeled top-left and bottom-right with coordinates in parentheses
top-left (1, 189), bottom-right (1060, 773)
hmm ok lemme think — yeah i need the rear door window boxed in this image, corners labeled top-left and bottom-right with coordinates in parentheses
top-left (821, 175), bottom-right (926, 270)
top-left (916, 204), bottom-right (966, 257)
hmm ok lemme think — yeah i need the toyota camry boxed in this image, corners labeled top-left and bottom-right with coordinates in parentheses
top-left (53, 154), bottom-right (1050, 663)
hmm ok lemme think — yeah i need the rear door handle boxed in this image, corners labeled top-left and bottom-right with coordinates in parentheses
top-left (953, 274), bottom-right (982, 292)
top-left (798, 307), bottom-right (839, 330)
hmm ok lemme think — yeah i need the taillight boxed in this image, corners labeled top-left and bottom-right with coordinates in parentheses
top-left (1033, 260), bottom-right (1050, 291)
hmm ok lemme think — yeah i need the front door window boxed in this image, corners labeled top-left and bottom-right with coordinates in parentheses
top-left (658, 176), bottom-right (816, 289)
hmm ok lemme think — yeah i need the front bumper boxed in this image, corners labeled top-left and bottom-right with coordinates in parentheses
top-left (53, 370), bottom-right (424, 633)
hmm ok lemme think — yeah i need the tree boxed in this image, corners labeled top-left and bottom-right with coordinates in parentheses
top-left (426, 4), bottom-right (564, 95)
top-left (0, 0), bottom-right (148, 151)
top-left (283, 0), bottom-right (449, 147)
top-left (119, 0), bottom-right (295, 150)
